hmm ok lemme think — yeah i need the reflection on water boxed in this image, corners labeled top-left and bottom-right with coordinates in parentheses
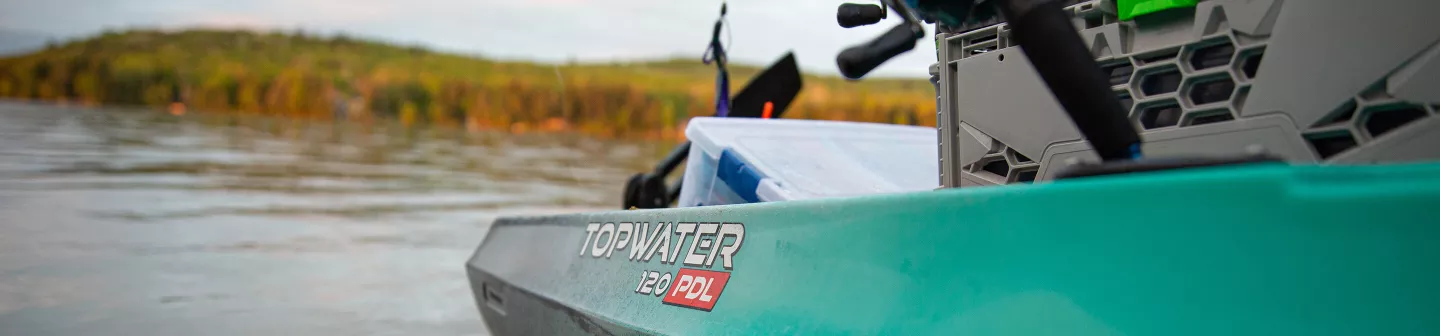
top-left (0, 101), bottom-right (676, 335)
top-left (0, 101), bottom-right (671, 217)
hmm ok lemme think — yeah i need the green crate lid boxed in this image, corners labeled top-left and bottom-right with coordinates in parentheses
top-left (1117, 0), bottom-right (1199, 21)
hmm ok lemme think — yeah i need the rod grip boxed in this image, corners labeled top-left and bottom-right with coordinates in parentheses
top-left (837, 24), bottom-right (920, 79)
top-left (837, 3), bottom-right (886, 28)
top-left (999, 0), bottom-right (1141, 160)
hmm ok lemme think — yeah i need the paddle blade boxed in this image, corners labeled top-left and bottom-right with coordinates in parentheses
top-left (729, 52), bottom-right (803, 119)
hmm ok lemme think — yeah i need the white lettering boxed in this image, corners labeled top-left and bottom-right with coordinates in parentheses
top-left (654, 272), bottom-right (672, 297)
top-left (671, 275), bottom-right (693, 297)
top-left (635, 271), bottom-right (648, 293)
top-left (684, 277), bottom-right (708, 300)
top-left (587, 221), bottom-right (746, 269)
top-left (711, 223), bottom-right (745, 269)
top-left (609, 222), bottom-right (633, 258)
top-left (639, 271), bottom-right (659, 294)
top-left (684, 223), bottom-right (719, 266)
top-left (591, 223), bottom-right (615, 257)
top-left (669, 223), bottom-right (697, 264)
top-left (699, 277), bottom-right (714, 302)
top-left (628, 222), bottom-right (654, 261)
top-left (647, 222), bottom-right (672, 262)
top-left (581, 223), bottom-right (600, 256)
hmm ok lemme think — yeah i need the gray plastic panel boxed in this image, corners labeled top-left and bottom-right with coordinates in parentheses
top-left (1037, 140), bottom-right (1099, 181)
top-left (935, 0), bottom-right (1439, 189)
top-left (959, 172), bottom-right (997, 187)
top-left (936, 32), bottom-right (961, 188)
top-left (1080, 24), bottom-right (1129, 59)
top-left (950, 47), bottom-right (1082, 162)
top-left (1388, 42), bottom-right (1440, 105)
top-left (930, 62), bottom-right (944, 188)
top-left (1332, 116), bottom-right (1440, 164)
top-left (958, 122), bottom-right (995, 166)
top-left (1205, 0), bottom-right (1283, 36)
top-left (1038, 113), bottom-right (1313, 180)
top-left (1138, 113), bottom-right (1313, 161)
top-left (1241, 0), bottom-right (1440, 129)
top-left (1129, 7), bottom-right (1196, 54)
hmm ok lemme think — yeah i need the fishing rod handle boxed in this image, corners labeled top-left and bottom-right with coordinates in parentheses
top-left (837, 23), bottom-right (921, 79)
top-left (837, 3), bottom-right (886, 28)
top-left (997, 0), bottom-right (1141, 160)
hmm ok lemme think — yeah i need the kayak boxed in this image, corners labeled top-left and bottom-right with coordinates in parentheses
top-left (467, 162), bottom-right (1440, 335)
top-left (466, 0), bottom-right (1440, 334)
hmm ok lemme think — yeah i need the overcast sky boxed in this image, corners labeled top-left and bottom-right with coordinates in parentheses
top-left (0, 0), bottom-right (938, 78)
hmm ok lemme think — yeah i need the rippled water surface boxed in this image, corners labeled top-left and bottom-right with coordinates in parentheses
top-left (0, 101), bottom-right (674, 335)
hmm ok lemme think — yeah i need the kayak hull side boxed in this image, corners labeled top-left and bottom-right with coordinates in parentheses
top-left (467, 162), bottom-right (1440, 335)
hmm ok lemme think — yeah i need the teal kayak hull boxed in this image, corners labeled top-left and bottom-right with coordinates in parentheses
top-left (467, 162), bottom-right (1440, 335)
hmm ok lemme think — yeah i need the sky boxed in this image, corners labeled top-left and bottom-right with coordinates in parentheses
top-left (0, 0), bottom-right (939, 78)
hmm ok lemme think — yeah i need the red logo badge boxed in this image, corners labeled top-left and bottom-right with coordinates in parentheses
top-left (662, 268), bottom-right (731, 311)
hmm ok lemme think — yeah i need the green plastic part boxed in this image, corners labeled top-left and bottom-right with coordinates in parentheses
top-left (1117, 0), bottom-right (1199, 21)
top-left (469, 162), bottom-right (1440, 335)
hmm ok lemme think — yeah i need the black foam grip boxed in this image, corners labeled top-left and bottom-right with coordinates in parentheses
top-left (837, 3), bottom-right (885, 28)
top-left (837, 24), bottom-right (919, 79)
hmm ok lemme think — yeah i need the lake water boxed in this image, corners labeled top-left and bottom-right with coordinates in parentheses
top-left (0, 101), bottom-right (676, 335)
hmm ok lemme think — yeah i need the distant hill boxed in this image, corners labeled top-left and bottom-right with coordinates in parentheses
top-left (0, 29), bottom-right (934, 138)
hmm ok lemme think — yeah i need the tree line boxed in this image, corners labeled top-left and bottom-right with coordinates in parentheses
top-left (0, 29), bottom-right (936, 138)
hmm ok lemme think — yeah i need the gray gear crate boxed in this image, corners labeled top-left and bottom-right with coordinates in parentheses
top-left (931, 0), bottom-right (1440, 188)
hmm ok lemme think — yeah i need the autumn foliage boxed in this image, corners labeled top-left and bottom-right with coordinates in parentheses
top-left (0, 29), bottom-right (936, 138)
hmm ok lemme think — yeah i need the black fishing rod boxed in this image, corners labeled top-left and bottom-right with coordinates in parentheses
top-left (622, 2), bottom-right (804, 209)
top-left (837, 0), bottom-right (1278, 178)
top-left (836, 0), bottom-right (1141, 162)
top-left (622, 3), bottom-right (728, 210)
